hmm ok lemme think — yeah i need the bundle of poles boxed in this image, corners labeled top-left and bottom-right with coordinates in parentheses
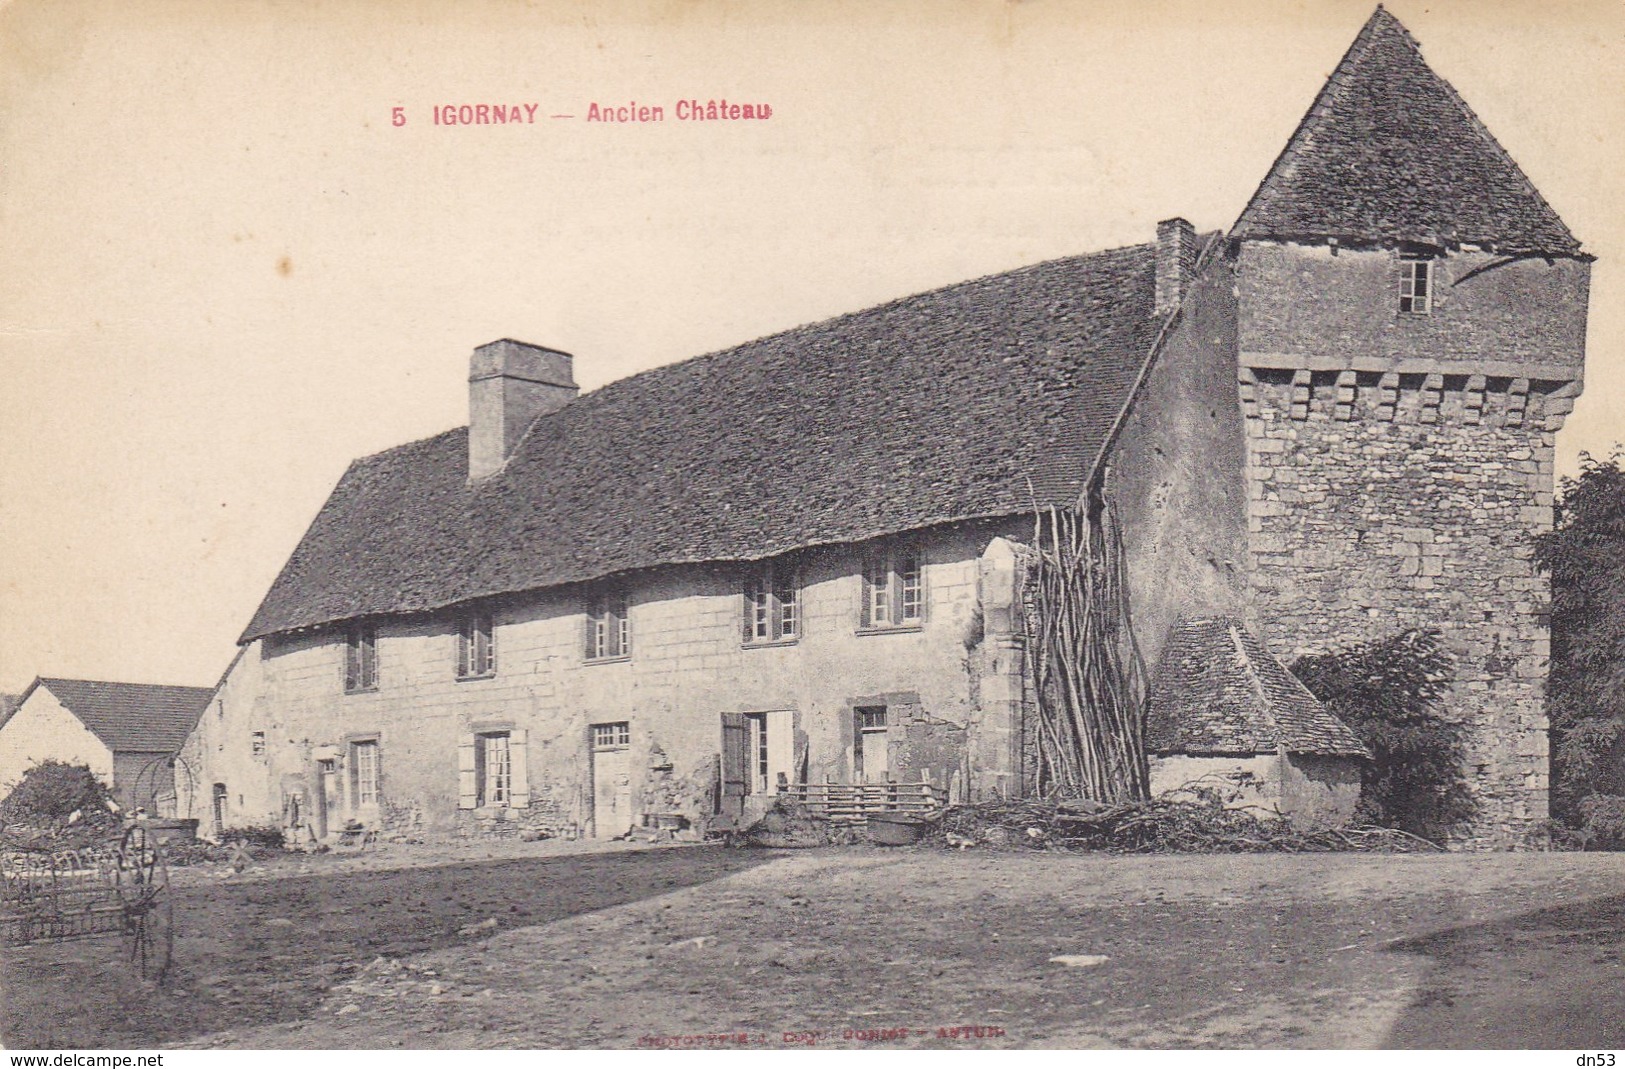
top-left (1026, 500), bottom-right (1150, 803)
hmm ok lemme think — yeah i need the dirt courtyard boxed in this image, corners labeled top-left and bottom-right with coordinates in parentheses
top-left (2, 840), bottom-right (1623, 1049)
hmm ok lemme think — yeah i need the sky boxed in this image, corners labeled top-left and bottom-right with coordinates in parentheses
top-left (1, 0), bottom-right (1621, 694)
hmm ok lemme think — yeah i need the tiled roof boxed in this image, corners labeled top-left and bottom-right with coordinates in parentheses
top-left (0, 694), bottom-right (19, 731)
top-left (1232, 7), bottom-right (1580, 255)
top-left (31, 678), bottom-right (213, 755)
top-left (242, 243), bottom-right (1164, 641)
top-left (1145, 617), bottom-right (1370, 759)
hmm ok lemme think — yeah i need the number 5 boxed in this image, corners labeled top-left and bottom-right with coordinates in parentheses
top-left (392, 107), bottom-right (406, 127)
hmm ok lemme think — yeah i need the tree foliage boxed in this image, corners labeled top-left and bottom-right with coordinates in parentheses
top-left (1535, 450), bottom-right (1625, 845)
top-left (1292, 629), bottom-right (1474, 841)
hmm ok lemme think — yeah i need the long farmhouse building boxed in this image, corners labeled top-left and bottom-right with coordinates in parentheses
top-left (182, 9), bottom-right (1589, 849)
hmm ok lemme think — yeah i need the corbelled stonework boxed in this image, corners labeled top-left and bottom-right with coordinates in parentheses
top-left (1239, 362), bottom-right (1573, 846)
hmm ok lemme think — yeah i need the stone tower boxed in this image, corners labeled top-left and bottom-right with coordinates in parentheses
top-left (1227, 8), bottom-right (1590, 846)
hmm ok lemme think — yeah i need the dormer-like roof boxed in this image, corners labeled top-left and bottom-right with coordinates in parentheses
top-left (1233, 7), bottom-right (1581, 255)
top-left (1146, 618), bottom-right (1369, 759)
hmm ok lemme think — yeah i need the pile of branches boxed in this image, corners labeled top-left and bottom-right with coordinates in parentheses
top-left (1026, 502), bottom-right (1149, 803)
top-left (930, 796), bottom-right (1444, 854)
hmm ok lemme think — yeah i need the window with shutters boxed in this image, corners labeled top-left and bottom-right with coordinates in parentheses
top-left (585, 589), bottom-right (631, 661)
top-left (858, 549), bottom-right (924, 631)
top-left (1399, 254), bottom-right (1433, 314)
top-left (456, 607), bottom-right (496, 679)
top-left (458, 726), bottom-right (529, 809)
top-left (718, 712), bottom-right (749, 815)
top-left (742, 559), bottom-right (799, 645)
top-left (344, 622), bottom-right (378, 693)
top-left (476, 732), bottom-right (510, 806)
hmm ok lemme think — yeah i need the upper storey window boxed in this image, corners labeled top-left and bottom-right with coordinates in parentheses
top-left (456, 607), bottom-right (496, 679)
top-left (585, 589), bottom-right (630, 661)
top-left (743, 558), bottom-right (800, 645)
top-left (860, 549), bottom-right (923, 631)
top-left (1399, 254), bottom-right (1433, 315)
top-left (344, 622), bottom-right (378, 693)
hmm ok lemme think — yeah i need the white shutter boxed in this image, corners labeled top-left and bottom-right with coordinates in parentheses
top-left (457, 734), bottom-right (478, 809)
top-left (509, 728), bottom-right (529, 808)
top-left (768, 711), bottom-right (795, 791)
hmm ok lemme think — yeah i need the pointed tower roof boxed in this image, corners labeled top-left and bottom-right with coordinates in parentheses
top-left (1233, 7), bottom-right (1580, 255)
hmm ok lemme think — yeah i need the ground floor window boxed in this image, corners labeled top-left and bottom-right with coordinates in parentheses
top-left (458, 728), bottom-right (529, 810)
top-left (351, 739), bottom-right (379, 806)
top-left (476, 731), bottom-right (511, 806)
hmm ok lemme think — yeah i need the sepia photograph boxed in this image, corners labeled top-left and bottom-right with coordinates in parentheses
top-left (1, 0), bottom-right (1622, 1053)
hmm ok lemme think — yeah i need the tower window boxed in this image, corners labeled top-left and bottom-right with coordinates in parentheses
top-left (1399, 255), bottom-right (1433, 315)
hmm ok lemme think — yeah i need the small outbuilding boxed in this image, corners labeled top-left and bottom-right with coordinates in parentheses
top-left (1145, 617), bottom-right (1370, 829)
top-left (0, 677), bottom-right (212, 812)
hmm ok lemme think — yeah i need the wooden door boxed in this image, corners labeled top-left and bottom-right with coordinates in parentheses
top-left (590, 722), bottom-right (632, 838)
top-left (860, 731), bottom-right (889, 783)
top-left (854, 705), bottom-right (889, 783)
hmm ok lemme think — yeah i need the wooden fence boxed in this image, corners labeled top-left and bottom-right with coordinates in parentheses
top-left (778, 776), bottom-right (941, 825)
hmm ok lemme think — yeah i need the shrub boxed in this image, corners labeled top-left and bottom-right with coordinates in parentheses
top-left (1575, 793), bottom-right (1625, 849)
top-left (0, 761), bottom-right (121, 844)
top-left (1534, 450), bottom-right (1625, 845)
top-left (1292, 629), bottom-right (1474, 842)
top-left (228, 822), bottom-right (287, 849)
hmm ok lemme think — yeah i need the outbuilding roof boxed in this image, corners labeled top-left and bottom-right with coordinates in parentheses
top-left (242, 241), bottom-right (1166, 641)
top-left (1145, 617), bottom-right (1370, 759)
top-left (1232, 7), bottom-right (1581, 255)
top-left (18, 678), bottom-right (213, 755)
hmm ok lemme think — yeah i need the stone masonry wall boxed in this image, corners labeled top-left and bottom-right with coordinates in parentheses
top-left (1236, 243), bottom-right (1589, 372)
top-left (188, 518), bottom-right (1028, 841)
top-left (1108, 253), bottom-right (1249, 670)
top-left (1240, 368), bottom-right (1575, 846)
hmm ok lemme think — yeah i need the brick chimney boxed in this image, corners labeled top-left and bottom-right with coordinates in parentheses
top-left (468, 339), bottom-right (577, 482)
top-left (1154, 217), bottom-right (1198, 317)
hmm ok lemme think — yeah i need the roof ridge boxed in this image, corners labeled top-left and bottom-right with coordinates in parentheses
top-left (1230, 7), bottom-right (1392, 241)
top-left (350, 425), bottom-right (467, 467)
top-left (422, 242), bottom-right (1170, 484)
top-left (1413, 22), bottom-right (1578, 251)
top-left (39, 676), bottom-right (213, 693)
top-left (1227, 621), bottom-right (1283, 744)
top-left (546, 241), bottom-right (1155, 410)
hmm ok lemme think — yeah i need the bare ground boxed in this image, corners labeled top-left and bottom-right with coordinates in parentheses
top-left (2, 840), bottom-right (1623, 1049)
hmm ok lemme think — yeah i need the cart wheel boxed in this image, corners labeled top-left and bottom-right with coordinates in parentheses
top-left (116, 826), bottom-right (173, 982)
